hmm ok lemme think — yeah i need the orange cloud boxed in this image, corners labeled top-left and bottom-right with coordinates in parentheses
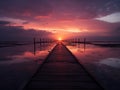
top-left (35, 15), bottom-right (51, 19)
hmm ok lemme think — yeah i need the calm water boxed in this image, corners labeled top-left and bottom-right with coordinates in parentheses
top-left (0, 43), bottom-right (56, 90)
top-left (66, 43), bottom-right (120, 90)
top-left (0, 42), bottom-right (120, 90)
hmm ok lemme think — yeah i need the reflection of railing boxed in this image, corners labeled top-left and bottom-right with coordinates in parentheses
top-left (33, 38), bottom-right (56, 55)
top-left (76, 43), bottom-right (86, 53)
top-left (63, 38), bottom-right (87, 52)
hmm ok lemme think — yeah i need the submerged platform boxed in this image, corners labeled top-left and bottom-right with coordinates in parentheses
top-left (23, 42), bottom-right (103, 90)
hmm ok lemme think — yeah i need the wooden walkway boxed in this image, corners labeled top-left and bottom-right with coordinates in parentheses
top-left (23, 43), bottom-right (103, 90)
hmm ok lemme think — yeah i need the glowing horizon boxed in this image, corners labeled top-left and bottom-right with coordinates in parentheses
top-left (58, 37), bottom-right (62, 41)
top-left (0, 0), bottom-right (120, 41)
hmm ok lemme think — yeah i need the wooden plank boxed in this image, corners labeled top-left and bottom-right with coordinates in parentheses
top-left (23, 43), bottom-right (103, 90)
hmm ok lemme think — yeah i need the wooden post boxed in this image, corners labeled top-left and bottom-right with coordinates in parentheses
top-left (40, 38), bottom-right (41, 43)
top-left (84, 38), bottom-right (86, 44)
top-left (84, 38), bottom-right (86, 52)
top-left (78, 43), bottom-right (80, 48)
top-left (40, 38), bottom-right (41, 45)
top-left (78, 38), bottom-right (80, 43)
top-left (43, 38), bottom-right (44, 43)
top-left (34, 38), bottom-right (36, 55)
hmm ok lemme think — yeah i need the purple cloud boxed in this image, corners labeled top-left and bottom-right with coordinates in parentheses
top-left (0, 21), bottom-right (10, 26)
top-left (0, 21), bottom-right (53, 41)
top-left (0, 0), bottom-right (52, 18)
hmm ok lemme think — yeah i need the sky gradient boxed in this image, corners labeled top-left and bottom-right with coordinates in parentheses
top-left (0, 0), bottom-right (120, 40)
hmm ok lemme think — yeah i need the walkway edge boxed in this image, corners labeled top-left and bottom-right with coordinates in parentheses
top-left (18, 44), bottom-right (58, 90)
top-left (63, 43), bottom-right (104, 90)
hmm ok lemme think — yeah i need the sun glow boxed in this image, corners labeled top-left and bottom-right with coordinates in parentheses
top-left (58, 37), bottom-right (62, 41)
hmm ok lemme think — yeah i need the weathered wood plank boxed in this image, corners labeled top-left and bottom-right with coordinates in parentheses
top-left (23, 43), bottom-right (103, 90)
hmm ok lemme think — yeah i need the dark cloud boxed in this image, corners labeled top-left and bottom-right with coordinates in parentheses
top-left (0, 0), bottom-right (52, 18)
top-left (0, 23), bottom-right (53, 41)
top-left (22, 21), bottom-right (29, 24)
top-left (0, 0), bottom-right (120, 19)
top-left (0, 0), bottom-right (120, 41)
top-left (50, 0), bottom-right (120, 18)
top-left (110, 27), bottom-right (120, 36)
top-left (0, 21), bottom-right (11, 26)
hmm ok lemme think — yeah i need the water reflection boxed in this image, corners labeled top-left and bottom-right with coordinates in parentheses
top-left (66, 43), bottom-right (120, 90)
top-left (0, 42), bottom-right (56, 90)
top-left (99, 58), bottom-right (120, 68)
top-left (0, 43), bottom-right (56, 64)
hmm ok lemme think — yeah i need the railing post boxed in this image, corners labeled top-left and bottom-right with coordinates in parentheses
top-left (40, 38), bottom-right (41, 45)
top-left (33, 37), bottom-right (36, 55)
top-left (84, 38), bottom-right (86, 44)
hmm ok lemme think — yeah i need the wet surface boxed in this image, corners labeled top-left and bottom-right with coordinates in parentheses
top-left (66, 43), bottom-right (120, 90)
top-left (0, 43), bottom-right (56, 90)
top-left (0, 42), bottom-right (120, 90)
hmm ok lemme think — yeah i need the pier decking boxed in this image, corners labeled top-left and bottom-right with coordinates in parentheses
top-left (23, 42), bottom-right (103, 90)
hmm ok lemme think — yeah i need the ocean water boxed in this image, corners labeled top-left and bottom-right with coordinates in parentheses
top-left (0, 42), bottom-right (56, 90)
top-left (0, 42), bottom-right (120, 90)
top-left (66, 43), bottom-right (120, 90)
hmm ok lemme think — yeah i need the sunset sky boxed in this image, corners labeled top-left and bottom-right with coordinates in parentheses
top-left (0, 0), bottom-right (120, 40)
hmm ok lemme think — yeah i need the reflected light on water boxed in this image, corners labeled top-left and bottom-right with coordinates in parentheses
top-left (0, 50), bottom-right (48, 64)
top-left (99, 58), bottom-right (120, 68)
top-left (0, 42), bottom-right (56, 90)
top-left (0, 43), bottom-right (56, 65)
top-left (66, 43), bottom-right (120, 90)
top-left (67, 43), bottom-right (120, 64)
